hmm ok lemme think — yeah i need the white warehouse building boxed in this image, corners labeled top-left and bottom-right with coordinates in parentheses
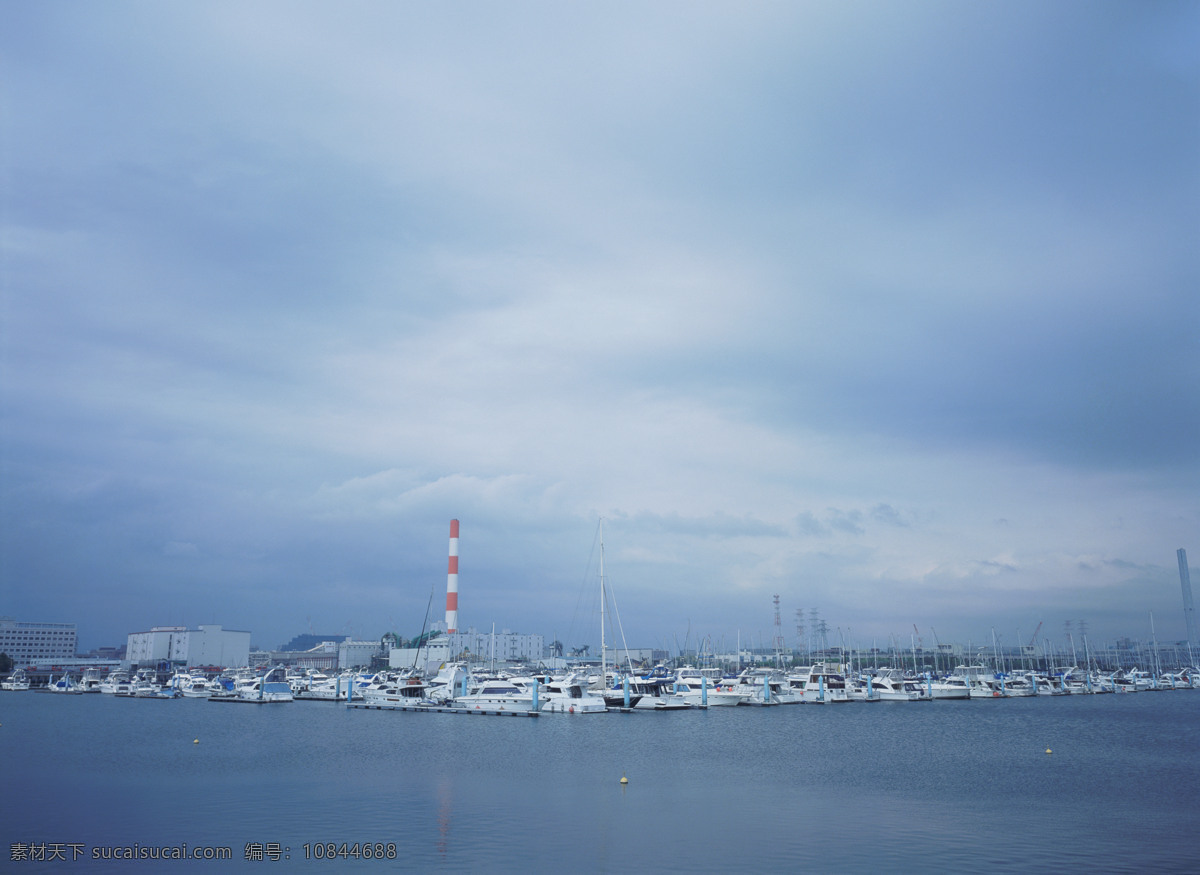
top-left (390, 628), bottom-right (545, 674)
top-left (338, 640), bottom-right (382, 668)
top-left (126, 624), bottom-right (250, 668)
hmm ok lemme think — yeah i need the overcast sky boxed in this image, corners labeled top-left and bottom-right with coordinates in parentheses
top-left (3, 3), bottom-right (1197, 655)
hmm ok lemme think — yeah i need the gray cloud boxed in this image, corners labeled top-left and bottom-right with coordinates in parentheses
top-left (2, 3), bottom-right (1196, 652)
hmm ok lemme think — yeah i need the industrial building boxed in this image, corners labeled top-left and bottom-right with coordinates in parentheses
top-left (125, 624), bottom-right (250, 668)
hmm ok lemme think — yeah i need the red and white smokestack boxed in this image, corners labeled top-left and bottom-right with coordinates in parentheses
top-left (445, 519), bottom-right (460, 633)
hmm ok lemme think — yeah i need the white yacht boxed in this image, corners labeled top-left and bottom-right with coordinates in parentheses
top-left (1163, 669), bottom-right (1197, 690)
top-left (99, 670), bottom-right (133, 695)
top-left (599, 674), bottom-right (645, 709)
top-left (726, 668), bottom-right (789, 705)
top-left (847, 675), bottom-right (881, 701)
top-left (79, 668), bottom-right (106, 693)
top-left (534, 673), bottom-right (607, 713)
top-left (870, 670), bottom-right (928, 701)
top-left (623, 675), bottom-right (692, 710)
top-left (178, 673), bottom-right (218, 698)
top-left (925, 675), bottom-right (971, 700)
top-left (48, 673), bottom-right (82, 694)
top-left (674, 666), bottom-right (723, 689)
top-left (425, 663), bottom-right (471, 704)
top-left (969, 677), bottom-right (1006, 698)
top-left (449, 679), bottom-right (536, 712)
top-left (787, 664), bottom-right (852, 704)
top-left (297, 672), bottom-right (362, 701)
top-left (996, 675), bottom-right (1035, 697)
top-left (360, 672), bottom-right (429, 706)
top-left (670, 681), bottom-right (743, 707)
top-left (1027, 673), bottom-right (1068, 696)
top-left (1058, 669), bottom-right (1094, 694)
top-left (128, 669), bottom-right (169, 697)
top-left (236, 666), bottom-right (294, 702)
top-left (1, 669), bottom-right (31, 691)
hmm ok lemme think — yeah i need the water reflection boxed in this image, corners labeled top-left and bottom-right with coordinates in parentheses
top-left (436, 776), bottom-right (453, 859)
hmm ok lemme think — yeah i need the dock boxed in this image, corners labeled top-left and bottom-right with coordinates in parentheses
top-left (347, 702), bottom-right (539, 717)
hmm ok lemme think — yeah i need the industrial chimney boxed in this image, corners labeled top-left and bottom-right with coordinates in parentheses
top-left (446, 520), bottom-right (460, 634)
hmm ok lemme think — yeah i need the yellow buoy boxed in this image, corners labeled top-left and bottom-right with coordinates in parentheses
top-left (1045, 748), bottom-right (1052, 755)
top-left (194, 739), bottom-right (200, 744)
top-left (620, 774), bottom-right (628, 785)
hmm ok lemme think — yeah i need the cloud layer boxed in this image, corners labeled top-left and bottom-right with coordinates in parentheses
top-left (3, 3), bottom-right (1197, 653)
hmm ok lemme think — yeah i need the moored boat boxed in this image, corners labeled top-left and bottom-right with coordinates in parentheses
top-left (99, 670), bottom-right (133, 695)
top-left (47, 673), bottom-right (83, 694)
top-left (1, 669), bottom-right (31, 691)
top-left (927, 675), bottom-right (971, 700)
top-left (79, 668), bottom-right (106, 693)
top-left (448, 678), bottom-right (536, 712)
top-left (534, 673), bottom-right (607, 713)
top-left (787, 664), bottom-right (852, 704)
top-left (177, 673), bottom-right (218, 698)
top-left (236, 666), bottom-right (294, 702)
top-left (361, 672), bottom-right (430, 706)
top-left (870, 669), bottom-right (928, 701)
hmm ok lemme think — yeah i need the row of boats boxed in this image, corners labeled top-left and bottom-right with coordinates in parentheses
top-left (0, 667), bottom-right (296, 700)
top-left (5, 662), bottom-right (1198, 710)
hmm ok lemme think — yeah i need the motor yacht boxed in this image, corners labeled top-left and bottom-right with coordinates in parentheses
top-left (1, 669), bottom-right (31, 691)
top-left (787, 664), bottom-right (852, 704)
top-left (533, 673), bottom-right (607, 713)
top-left (236, 666), bottom-right (293, 702)
top-left (361, 672), bottom-right (430, 706)
top-left (99, 670), bottom-right (133, 695)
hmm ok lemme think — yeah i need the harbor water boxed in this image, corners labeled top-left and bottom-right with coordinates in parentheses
top-left (2, 690), bottom-right (1197, 872)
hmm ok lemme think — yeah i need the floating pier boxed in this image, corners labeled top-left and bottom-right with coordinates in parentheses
top-left (347, 702), bottom-right (539, 717)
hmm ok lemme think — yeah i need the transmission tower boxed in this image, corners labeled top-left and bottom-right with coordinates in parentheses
top-left (808, 608), bottom-right (829, 655)
top-left (772, 595), bottom-right (785, 666)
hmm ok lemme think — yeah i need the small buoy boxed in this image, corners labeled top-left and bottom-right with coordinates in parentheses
top-left (194, 739), bottom-right (199, 744)
top-left (620, 774), bottom-right (628, 785)
top-left (1045, 748), bottom-right (1052, 755)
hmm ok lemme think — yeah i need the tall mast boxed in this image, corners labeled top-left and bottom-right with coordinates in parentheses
top-left (600, 518), bottom-right (606, 683)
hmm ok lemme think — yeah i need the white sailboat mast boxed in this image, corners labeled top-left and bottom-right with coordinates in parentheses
top-left (600, 518), bottom-right (606, 682)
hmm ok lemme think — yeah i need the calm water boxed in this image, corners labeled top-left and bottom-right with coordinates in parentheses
top-left (2, 691), bottom-right (1197, 872)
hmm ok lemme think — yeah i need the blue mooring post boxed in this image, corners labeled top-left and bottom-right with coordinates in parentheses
top-left (702, 675), bottom-right (708, 707)
top-left (763, 674), bottom-right (770, 704)
top-left (460, 672), bottom-right (468, 698)
top-left (532, 678), bottom-right (539, 711)
top-left (347, 674), bottom-right (353, 703)
top-left (867, 675), bottom-right (873, 698)
top-left (927, 673), bottom-right (933, 699)
top-left (623, 676), bottom-right (630, 708)
top-left (819, 673), bottom-right (825, 702)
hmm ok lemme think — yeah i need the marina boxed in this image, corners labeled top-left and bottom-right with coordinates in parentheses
top-left (6, 659), bottom-right (1199, 714)
top-left (2, 680), bottom-right (1196, 873)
